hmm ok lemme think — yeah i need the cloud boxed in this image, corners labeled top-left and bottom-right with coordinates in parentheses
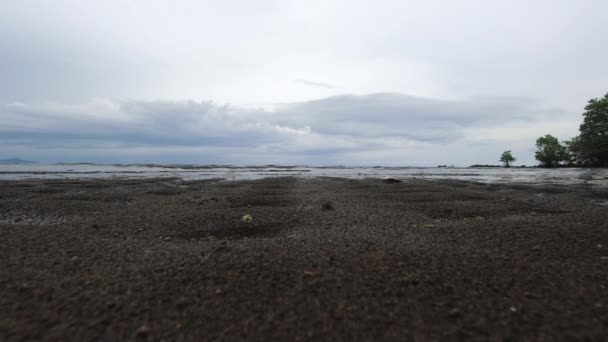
top-left (275, 93), bottom-right (563, 142)
top-left (294, 79), bottom-right (339, 89)
top-left (0, 93), bottom-right (579, 165)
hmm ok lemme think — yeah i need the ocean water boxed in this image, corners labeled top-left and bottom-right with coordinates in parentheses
top-left (1, 163), bottom-right (608, 185)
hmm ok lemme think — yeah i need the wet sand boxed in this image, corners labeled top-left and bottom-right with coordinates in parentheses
top-left (1, 177), bottom-right (608, 340)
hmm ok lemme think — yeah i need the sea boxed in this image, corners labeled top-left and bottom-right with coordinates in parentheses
top-left (1, 163), bottom-right (607, 185)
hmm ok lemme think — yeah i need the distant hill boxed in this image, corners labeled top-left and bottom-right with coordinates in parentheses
top-left (0, 158), bottom-right (38, 164)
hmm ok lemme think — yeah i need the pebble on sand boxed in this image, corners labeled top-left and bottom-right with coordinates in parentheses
top-left (448, 308), bottom-right (461, 317)
top-left (135, 325), bottom-right (150, 336)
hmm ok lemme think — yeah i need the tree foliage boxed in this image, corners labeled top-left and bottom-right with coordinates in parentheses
top-left (535, 134), bottom-right (569, 167)
top-left (570, 93), bottom-right (608, 166)
top-left (499, 150), bottom-right (516, 167)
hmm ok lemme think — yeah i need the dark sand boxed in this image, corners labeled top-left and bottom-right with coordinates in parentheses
top-left (1, 177), bottom-right (608, 340)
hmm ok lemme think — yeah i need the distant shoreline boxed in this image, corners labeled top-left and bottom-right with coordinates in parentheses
top-left (3, 161), bottom-right (608, 168)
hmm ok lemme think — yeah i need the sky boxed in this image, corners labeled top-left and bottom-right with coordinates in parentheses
top-left (1, 0), bottom-right (607, 166)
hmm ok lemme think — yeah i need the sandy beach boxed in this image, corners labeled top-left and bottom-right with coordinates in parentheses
top-left (1, 177), bottom-right (608, 340)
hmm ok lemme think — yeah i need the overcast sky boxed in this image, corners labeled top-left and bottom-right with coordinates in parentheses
top-left (1, 0), bottom-right (606, 165)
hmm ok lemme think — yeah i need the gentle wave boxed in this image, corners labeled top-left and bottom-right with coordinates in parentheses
top-left (0, 163), bottom-right (607, 185)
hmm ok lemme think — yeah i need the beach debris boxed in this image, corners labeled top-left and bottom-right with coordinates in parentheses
top-left (321, 201), bottom-right (334, 211)
top-left (382, 178), bottom-right (402, 184)
top-left (242, 213), bottom-right (253, 223)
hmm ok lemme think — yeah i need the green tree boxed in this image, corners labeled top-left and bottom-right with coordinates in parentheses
top-left (500, 150), bottom-right (516, 168)
top-left (564, 137), bottom-right (581, 165)
top-left (571, 93), bottom-right (608, 166)
top-left (535, 134), bottom-right (569, 167)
